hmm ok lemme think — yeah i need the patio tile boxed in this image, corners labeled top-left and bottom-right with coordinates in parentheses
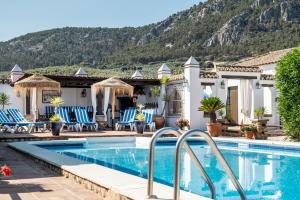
top-left (0, 143), bottom-right (103, 200)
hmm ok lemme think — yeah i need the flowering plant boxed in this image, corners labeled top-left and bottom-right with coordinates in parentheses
top-left (1, 164), bottom-right (11, 177)
top-left (175, 118), bottom-right (189, 130)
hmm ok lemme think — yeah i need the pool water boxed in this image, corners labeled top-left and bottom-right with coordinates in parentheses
top-left (39, 141), bottom-right (300, 200)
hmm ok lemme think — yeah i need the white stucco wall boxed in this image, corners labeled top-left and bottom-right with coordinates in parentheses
top-left (0, 83), bottom-right (24, 113)
top-left (259, 64), bottom-right (276, 75)
top-left (184, 65), bottom-right (204, 129)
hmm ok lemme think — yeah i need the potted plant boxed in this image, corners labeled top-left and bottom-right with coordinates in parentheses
top-left (153, 77), bottom-right (170, 129)
top-left (49, 97), bottom-right (64, 136)
top-left (175, 118), bottom-right (189, 131)
top-left (198, 97), bottom-right (225, 137)
top-left (217, 109), bottom-right (228, 134)
top-left (254, 107), bottom-right (266, 120)
top-left (150, 86), bottom-right (162, 128)
top-left (241, 125), bottom-right (257, 139)
top-left (135, 113), bottom-right (145, 134)
top-left (252, 107), bottom-right (269, 139)
top-left (135, 104), bottom-right (145, 134)
top-left (50, 114), bottom-right (62, 136)
top-left (0, 92), bottom-right (10, 109)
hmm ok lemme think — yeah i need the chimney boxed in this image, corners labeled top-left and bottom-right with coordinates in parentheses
top-left (75, 67), bottom-right (88, 77)
top-left (157, 63), bottom-right (171, 79)
top-left (131, 70), bottom-right (143, 79)
top-left (10, 64), bottom-right (24, 83)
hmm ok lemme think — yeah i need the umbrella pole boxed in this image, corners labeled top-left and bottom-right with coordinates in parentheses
top-left (35, 87), bottom-right (39, 122)
top-left (112, 88), bottom-right (115, 130)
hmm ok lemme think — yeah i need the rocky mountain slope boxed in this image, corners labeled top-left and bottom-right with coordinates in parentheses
top-left (0, 0), bottom-right (300, 72)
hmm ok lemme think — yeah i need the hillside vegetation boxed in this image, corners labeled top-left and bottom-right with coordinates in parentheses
top-left (0, 0), bottom-right (300, 75)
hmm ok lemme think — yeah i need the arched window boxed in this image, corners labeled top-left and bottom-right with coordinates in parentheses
top-left (168, 87), bottom-right (182, 116)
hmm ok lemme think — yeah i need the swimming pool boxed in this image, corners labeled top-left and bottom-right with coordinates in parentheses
top-left (33, 138), bottom-right (300, 200)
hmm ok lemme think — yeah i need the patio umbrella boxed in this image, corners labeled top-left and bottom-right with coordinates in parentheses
top-left (91, 77), bottom-right (134, 121)
top-left (14, 74), bottom-right (61, 121)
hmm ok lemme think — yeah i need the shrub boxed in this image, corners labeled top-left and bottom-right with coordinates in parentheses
top-left (198, 97), bottom-right (225, 123)
top-left (276, 47), bottom-right (300, 140)
top-left (0, 93), bottom-right (10, 110)
top-left (254, 107), bottom-right (266, 119)
top-left (241, 125), bottom-right (257, 133)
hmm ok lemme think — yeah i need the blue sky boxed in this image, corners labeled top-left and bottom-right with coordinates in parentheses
top-left (0, 0), bottom-right (202, 42)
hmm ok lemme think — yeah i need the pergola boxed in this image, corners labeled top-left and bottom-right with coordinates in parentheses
top-left (91, 77), bottom-right (134, 121)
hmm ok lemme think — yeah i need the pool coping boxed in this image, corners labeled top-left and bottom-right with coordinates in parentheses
top-left (8, 138), bottom-right (210, 200)
top-left (8, 136), bottom-right (300, 200)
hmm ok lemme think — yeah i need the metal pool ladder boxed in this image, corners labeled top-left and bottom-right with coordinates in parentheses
top-left (147, 127), bottom-right (247, 200)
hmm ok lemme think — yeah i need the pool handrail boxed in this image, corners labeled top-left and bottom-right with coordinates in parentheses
top-left (174, 129), bottom-right (247, 200)
top-left (147, 127), bottom-right (216, 199)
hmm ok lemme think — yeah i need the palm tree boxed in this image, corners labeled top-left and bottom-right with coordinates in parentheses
top-left (198, 97), bottom-right (225, 123)
top-left (0, 93), bottom-right (10, 110)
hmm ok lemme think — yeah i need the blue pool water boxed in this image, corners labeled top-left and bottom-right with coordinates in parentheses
top-left (37, 140), bottom-right (300, 200)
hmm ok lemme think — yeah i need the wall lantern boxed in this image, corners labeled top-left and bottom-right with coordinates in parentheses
top-left (255, 81), bottom-right (261, 89)
top-left (220, 80), bottom-right (225, 89)
top-left (81, 89), bottom-right (87, 97)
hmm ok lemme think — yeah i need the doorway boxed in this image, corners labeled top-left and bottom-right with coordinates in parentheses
top-left (227, 86), bottom-right (238, 124)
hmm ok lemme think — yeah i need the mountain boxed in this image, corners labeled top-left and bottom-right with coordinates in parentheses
top-left (0, 0), bottom-right (300, 72)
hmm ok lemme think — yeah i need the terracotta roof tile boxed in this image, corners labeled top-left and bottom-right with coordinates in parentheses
top-left (233, 48), bottom-right (293, 67)
top-left (169, 74), bottom-right (184, 81)
top-left (217, 65), bottom-right (262, 73)
top-left (200, 72), bottom-right (218, 79)
top-left (260, 74), bottom-right (274, 80)
top-left (0, 79), bottom-right (11, 84)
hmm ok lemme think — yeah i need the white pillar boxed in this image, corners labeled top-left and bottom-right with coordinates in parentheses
top-left (183, 57), bottom-right (203, 129)
top-left (157, 64), bottom-right (171, 116)
top-left (251, 79), bottom-right (264, 120)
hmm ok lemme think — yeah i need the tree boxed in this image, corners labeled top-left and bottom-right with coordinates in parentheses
top-left (276, 47), bottom-right (300, 140)
top-left (0, 92), bottom-right (10, 110)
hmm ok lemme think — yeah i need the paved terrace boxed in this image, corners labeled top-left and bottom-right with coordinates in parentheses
top-left (0, 142), bottom-right (103, 200)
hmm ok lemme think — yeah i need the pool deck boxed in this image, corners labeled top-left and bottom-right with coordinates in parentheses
top-left (0, 142), bottom-right (102, 200)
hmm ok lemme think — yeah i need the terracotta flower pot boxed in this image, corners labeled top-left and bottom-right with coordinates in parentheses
top-left (154, 116), bottom-right (165, 129)
top-left (207, 123), bottom-right (221, 137)
top-left (245, 131), bottom-right (254, 139)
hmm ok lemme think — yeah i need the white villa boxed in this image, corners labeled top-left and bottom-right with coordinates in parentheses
top-left (0, 48), bottom-right (292, 129)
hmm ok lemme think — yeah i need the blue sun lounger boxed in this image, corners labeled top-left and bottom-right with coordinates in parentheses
top-left (0, 109), bottom-right (32, 133)
top-left (142, 109), bottom-right (156, 131)
top-left (57, 107), bottom-right (77, 132)
top-left (7, 108), bottom-right (46, 133)
top-left (74, 107), bottom-right (98, 132)
top-left (115, 108), bottom-right (136, 131)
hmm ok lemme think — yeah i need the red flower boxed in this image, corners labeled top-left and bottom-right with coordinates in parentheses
top-left (1, 164), bottom-right (11, 177)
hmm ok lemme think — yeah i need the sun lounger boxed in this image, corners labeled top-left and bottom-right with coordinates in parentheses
top-left (142, 109), bottom-right (156, 131)
top-left (74, 107), bottom-right (98, 132)
top-left (57, 107), bottom-right (77, 132)
top-left (0, 109), bottom-right (32, 133)
top-left (115, 108), bottom-right (136, 131)
top-left (7, 108), bottom-right (46, 133)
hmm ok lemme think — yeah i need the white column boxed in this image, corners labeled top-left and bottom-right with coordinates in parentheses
top-left (184, 57), bottom-right (203, 129)
top-left (251, 79), bottom-right (264, 119)
top-left (157, 64), bottom-right (171, 116)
